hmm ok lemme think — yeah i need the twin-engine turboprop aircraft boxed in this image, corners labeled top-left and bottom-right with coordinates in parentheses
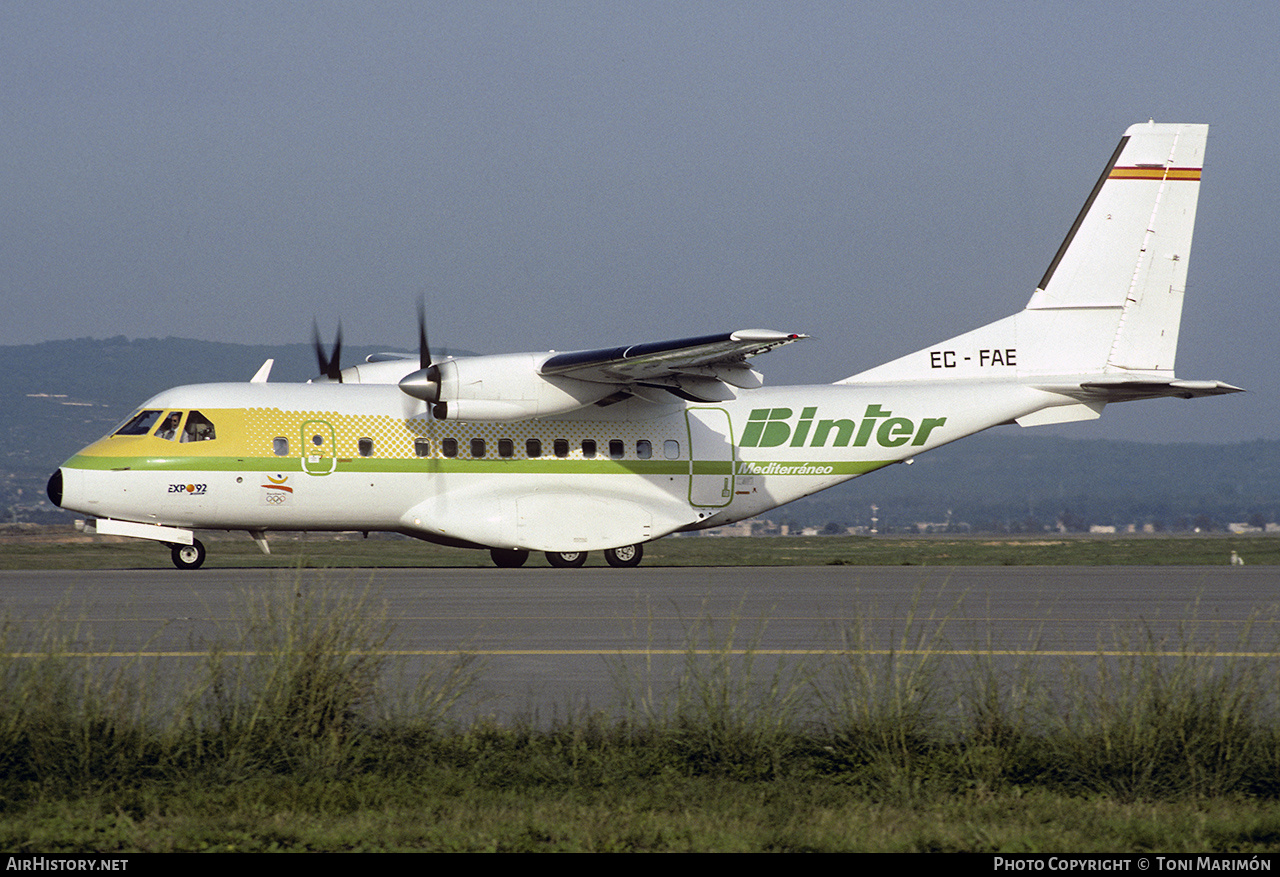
top-left (48, 122), bottom-right (1240, 569)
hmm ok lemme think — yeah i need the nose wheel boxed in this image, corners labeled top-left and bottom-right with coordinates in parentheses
top-left (170, 539), bottom-right (207, 570)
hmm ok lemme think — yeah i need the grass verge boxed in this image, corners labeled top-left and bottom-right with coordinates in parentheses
top-left (3, 584), bottom-right (1280, 851)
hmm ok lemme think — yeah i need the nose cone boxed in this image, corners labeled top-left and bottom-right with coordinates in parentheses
top-left (47, 469), bottom-right (64, 508)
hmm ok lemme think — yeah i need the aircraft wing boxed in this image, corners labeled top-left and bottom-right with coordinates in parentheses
top-left (539, 329), bottom-right (806, 397)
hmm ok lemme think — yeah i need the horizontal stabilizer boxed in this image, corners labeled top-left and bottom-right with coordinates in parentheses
top-left (1073, 376), bottom-right (1244, 401)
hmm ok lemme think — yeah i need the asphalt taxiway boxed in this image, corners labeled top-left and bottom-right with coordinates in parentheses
top-left (2, 566), bottom-right (1277, 719)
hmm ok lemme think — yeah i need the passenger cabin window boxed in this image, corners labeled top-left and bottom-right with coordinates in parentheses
top-left (442, 438), bottom-right (458, 458)
top-left (498, 438), bottom-right (514, 458)
top-left (358, 437), bottom-right (374, 457)
top-left (664, 440), bottom-right (680, 459)
top-left (636, 440), bottom-right (652, 459)
top-left (115, 410), bottom-right (163, 436)
top-left (582, 439), bottom-right (597, 458)
top-left (182, 411), bottom-right (216, 442)
top-left (470, 438), bottom-right (486, 458)
top-left (156, 412), bottom-right (184, 441)
top-left (526, 438), bottom-right (542, 458)
top-left (414, 438), bottom-right (430, 457)
top-left (609, 439), bottom-right (624, 460)
top-left (554, 439), bottom-right (569, 458)
top-left (273, 437), bottom-right (289, 456)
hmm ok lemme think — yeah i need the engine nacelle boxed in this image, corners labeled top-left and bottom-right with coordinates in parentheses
top-left (336, 359), bottom-right (421, 384)
top-left (400, 353), bottom-right (615, 421)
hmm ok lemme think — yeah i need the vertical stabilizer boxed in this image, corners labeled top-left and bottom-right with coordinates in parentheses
top-left (1028, 121), bottom-right (1206, 373)
top-left (843, 122), bottom-right (1208, 385)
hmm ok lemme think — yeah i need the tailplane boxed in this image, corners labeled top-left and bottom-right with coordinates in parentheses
top-left (842, 121), bottom-right (1239, 406)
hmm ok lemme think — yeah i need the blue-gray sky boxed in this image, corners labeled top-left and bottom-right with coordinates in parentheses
top-left (3, 1), bottom-right (1273, 442)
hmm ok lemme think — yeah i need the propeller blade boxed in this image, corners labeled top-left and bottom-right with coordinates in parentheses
top-left (312, 321), bottom-right (343, 382)
top-left (399, 298), bottom-right (442, 406)
top-left (417, 299), bottom-right (432, 371)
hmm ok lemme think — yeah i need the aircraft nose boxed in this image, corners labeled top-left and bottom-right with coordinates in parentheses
top-left (47, 469), bottom-right (64, 508)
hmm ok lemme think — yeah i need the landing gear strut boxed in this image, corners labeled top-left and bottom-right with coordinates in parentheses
top-left (170, 539), bottom-right (207, 570)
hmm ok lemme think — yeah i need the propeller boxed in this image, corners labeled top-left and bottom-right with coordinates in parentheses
top-left (417, 299), bottom-right (432, 371)
top-left (312, 321), bottom-right (344, 382)
top-left (399, 300), bottom-right (444, 409)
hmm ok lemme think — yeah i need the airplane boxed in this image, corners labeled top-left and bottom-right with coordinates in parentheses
top-left (46, 121), bottom-right (1241, 570)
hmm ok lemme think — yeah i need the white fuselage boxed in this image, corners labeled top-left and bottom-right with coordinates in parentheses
top-left (55, 377), bottom-right (1056, 553)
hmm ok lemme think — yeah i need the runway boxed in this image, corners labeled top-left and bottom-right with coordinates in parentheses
top-left (2, 566), bottom-right (1278, 720)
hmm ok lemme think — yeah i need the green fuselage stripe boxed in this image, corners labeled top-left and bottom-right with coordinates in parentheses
top-left (65, 454), bottom-right (888, 477)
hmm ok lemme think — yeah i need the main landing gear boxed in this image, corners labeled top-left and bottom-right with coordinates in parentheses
top-left (489, 544), bottom-right (645, 568)
top-left (169, 539), bottom-right (207, 570)
top-left (604, 544), bottom-right (643, 567)
top-left (545, 550), bottom-right (588, 568)
top-left (489, 548), bottom-right (530, 568)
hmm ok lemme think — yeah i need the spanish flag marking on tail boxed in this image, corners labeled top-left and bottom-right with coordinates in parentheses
top-left (1109, 166), bottom-right (1201, 180)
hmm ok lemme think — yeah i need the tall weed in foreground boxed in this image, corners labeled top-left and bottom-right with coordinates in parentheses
top-left (948, 620), bottom-right (1055, 793)
top-left (368, 646), bottom-right (486, 776)
top-left (0, 611), bottom-right (161, 798)
top-left (1045, 611), bottom-right (1280, 800)
top-left (187, 578), bottom-right (392, 776)
top-left (614, 608), bottom-right (812, 778)
top-left (815, 591), bottom-right (954, 796)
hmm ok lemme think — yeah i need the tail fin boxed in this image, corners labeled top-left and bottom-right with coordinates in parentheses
top-left (843, 122), bottom-right (1222, 387)
top-left (1030, 120), bottom-right (1205, 372)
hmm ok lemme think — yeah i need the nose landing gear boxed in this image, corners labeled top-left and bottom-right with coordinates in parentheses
top-left (169, 539), bottom-right (207, 570)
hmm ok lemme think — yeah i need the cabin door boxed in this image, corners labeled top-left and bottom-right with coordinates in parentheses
top-left (685, 407), bottom-right (735, 508)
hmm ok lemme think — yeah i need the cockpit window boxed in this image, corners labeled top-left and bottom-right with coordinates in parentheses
top-left (182, 411), bottom-right (216, 442)
top-left (156, 411), bottom-right (184, 441)
top-left (115, 410), bottom-right (163, 436)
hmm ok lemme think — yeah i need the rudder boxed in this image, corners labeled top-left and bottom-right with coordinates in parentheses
top-left (1028, 121), bottom-right (1207, 373)
top-left (843, 122), bottom-right (1208, 384)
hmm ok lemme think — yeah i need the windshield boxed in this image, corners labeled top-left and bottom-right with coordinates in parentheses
top-left (114, 410), bottom-right (163, 436)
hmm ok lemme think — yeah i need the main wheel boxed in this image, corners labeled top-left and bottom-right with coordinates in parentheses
top-left (604, 544), bottom-right (643, 568)
top-left (545, 550), bottom-right (588, 568)
top-left (170, 539), bottom-right (207, 570)
top-left (490, 548), bottom-right (530, 568)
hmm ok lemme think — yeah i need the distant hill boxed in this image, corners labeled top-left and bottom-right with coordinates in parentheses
top-left (781, 433), bottom-right (1280, 533)
top-left (4, 337), bottom-right (1275, 531)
